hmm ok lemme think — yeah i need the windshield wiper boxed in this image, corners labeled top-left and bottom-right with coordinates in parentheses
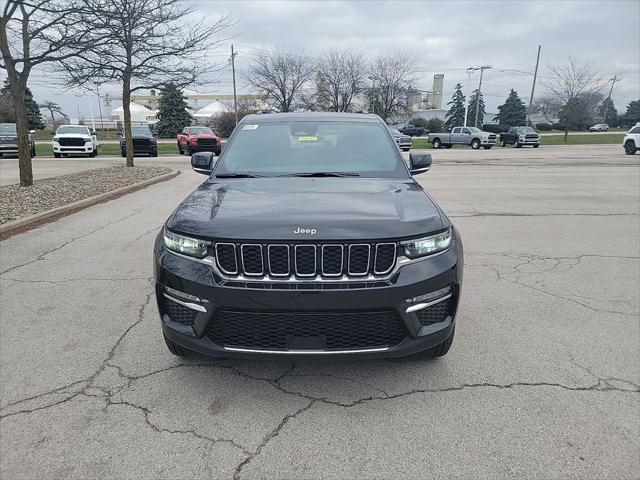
top-left (215, 173), bottom-right (264, 178)
top-left (280, 171), bottom-right (360, 177)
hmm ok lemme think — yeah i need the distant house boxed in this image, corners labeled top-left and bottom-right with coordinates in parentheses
top-left (111, 102), bottom-right (158, 127)
top-left (193, 101), bottom-right (229, 124)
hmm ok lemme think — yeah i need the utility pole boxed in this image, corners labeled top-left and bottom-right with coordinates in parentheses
top-left (602, 74), bottom-right (619, 123)
top-left (473, 65), bottom-right (491, 127)
top-left (230, 45), bottom-right (238, 126)
top-left (527, 45), bottom-right (541, 126)
top-left (463, 68), bottom-right (475, 127)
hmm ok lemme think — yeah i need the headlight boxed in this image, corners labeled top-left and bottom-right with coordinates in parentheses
top-left (402, 229), bottom-right (452, 258)
top-left (163, 228), bottom-right (210, 258)
top-left (84, 138), bottom-right (92, 144)
top-left (52, 137), bottom-right (59, 142)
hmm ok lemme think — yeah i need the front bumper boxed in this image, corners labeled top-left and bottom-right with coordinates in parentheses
top-left (53, 142), bottom-right (95, 154)
top-left (481, 138), bottom-right (497, 146)
top-left (188, 144), bottom-right (222, 154)
top-left (153, 229), bottom-right (464, 359)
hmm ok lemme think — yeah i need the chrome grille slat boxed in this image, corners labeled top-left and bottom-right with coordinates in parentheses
top-left (214, 241), bottom-right (397, 280)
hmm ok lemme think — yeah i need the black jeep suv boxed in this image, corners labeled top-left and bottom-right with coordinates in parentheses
top-left (120, 124), bottom-right (158, 157)
top-left (154, 112), bottom-right (463, 359)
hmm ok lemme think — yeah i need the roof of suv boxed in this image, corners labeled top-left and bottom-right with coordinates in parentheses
top-left (240, 112), bottom-right (381, 123)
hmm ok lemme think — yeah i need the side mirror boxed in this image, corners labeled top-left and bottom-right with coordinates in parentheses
top-left (29, 129), bottom-right (35, 134)
top-left (409, 152), bottom-right (432, 175)
top-left (191, 151), bottom-right (215, 175)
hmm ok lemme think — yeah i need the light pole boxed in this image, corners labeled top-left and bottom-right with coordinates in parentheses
top-left (230, 45), bottom-right (238, 126)
top-left (96, 82), bottom-right (104, 129)
top-left (368, 75), bottom-right (376, 115)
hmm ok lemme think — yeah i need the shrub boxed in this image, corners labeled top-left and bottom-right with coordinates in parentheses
top-left (535, 123), bottom-right (552, 131)
top-left (425, 118), bottom-right (444, 133)
top-left (409, 117), bottom-right (429, 128)
top-left (552, 122), bottom-right (566, 130)
top-left (482, 124), bottom-right (509, 134)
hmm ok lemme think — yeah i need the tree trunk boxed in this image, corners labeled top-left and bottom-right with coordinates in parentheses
top-left (122, 75), bottom-right (134, 167)
top-left (10, 80), bottom-right (33, 186)
top-left (564, 128), bottom-right (568, 142)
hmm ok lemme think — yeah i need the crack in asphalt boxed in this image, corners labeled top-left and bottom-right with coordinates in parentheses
top-left (0, 276), bottom-right (154, 420)
top-left (106, 399), bottom-right (253, 457)
top-left (2, 276), bottom-right (150, 284)
top-left (465, 251), bottom-right (639, 317)
top-left (232, 399), bottom-right (316, 480)
top-left (0, 210), bottom-right (141, 275)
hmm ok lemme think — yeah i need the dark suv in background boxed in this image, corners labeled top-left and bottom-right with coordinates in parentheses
top-left (154, 113), bottom-right (463, 360)
top-left (120, 124), bottom-right (157, 157)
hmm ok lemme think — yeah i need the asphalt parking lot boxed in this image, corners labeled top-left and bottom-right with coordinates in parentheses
top-left (1, 144), bottom-right (638, 478)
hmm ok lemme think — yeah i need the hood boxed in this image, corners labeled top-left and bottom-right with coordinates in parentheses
top-left (167, 177), bottom-right (444, 241)
top-left (191, 133), bottom-right (219, 139)
top-left (55, 132), bottom-right (92, 138)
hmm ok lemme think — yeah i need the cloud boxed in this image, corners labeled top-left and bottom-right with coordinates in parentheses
top-left (20, 0), bottom-right (640, 118)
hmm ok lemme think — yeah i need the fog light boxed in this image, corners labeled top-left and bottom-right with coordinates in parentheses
top-left (405, 286), bottom-right (452, 313)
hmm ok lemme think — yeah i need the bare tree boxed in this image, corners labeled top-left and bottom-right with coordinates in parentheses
top-left (369, 52), bottom-right (416, 122)
top-left (243, 48), bottom-right (315, 112)
top-left (546, 58), bottom-right (606, 138)
top-left (0, 0), bottom-right (93, 186)
top-left (63, 0), bottom-right (232, 167)
top-left (317, 49), bottom-right (367, 112)
top-left (39, 100), bottom-right (66, 124)
top-left (531, 95), bottom-right (562, 124)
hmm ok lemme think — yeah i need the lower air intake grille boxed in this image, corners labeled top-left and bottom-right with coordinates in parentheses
top-left (415, 296), bottom-right (454, 326)
top-left (207, 309), bottom-right (408, 351)
top-left (164, 300), bottom-right (198, 325)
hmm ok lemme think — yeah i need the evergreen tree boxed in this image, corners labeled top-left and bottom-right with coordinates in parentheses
top-left (621, 100), bottom-right (640, 127)
top-left (597, 98), bottom-right (618, 126)
top-left (444, 83), bottom-right (466, 131)
top-left (466, 89), bottom-right (486, 127)
top-left (494, 89), bottom-right (527, 126)
top-left (155, 83), bottom-right (193, 138)
top-left (0, 80), bottom-right (44, 130)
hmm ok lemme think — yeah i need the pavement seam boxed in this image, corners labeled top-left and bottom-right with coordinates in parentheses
top-left (0, 209), bottom-right (142, 275)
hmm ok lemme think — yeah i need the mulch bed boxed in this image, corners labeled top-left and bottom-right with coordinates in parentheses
top-left (1, 166), bottom-right (172, 225)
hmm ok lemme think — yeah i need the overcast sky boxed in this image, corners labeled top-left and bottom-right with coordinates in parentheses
top-left (15, 0), bottom-right (640, 119)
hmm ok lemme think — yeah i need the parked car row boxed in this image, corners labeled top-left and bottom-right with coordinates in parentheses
top-left (0, 123), bottom-right (36, 157)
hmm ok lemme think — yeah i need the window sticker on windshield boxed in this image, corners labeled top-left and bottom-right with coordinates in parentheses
top-left (242, 124), bottom-right (259, 130)
top-left (297, 136), bottom-right (317, 142)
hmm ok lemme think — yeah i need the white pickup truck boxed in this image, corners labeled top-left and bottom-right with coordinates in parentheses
top-left (428, 126), bottom-right (497, 150)
top-left (623, 124), bottom-right (640, 155)
top-left (52, 125), bottom-right (98, 158)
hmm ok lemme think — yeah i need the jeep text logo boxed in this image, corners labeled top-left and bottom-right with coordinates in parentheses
top-left (293, 227), bottom-right (317, 235)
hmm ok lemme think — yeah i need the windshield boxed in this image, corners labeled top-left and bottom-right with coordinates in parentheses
top-left (188, 127), bottom-right (214, 135)
top-left (57, 126), bottom-right (90, 135)
top-left (517, 127), bottom-right (537, 133)
top-left (129, 126), bottom-right (152, 135)
top-left (215, 120), bottom-right (408, 178)
top-left (0, 123), bottom-right (17, 134)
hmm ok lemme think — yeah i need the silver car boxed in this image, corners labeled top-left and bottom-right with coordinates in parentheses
top-left (388, 127), bottom-right (412, 151)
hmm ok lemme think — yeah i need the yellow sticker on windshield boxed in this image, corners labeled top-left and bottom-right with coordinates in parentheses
top-left (298, 136), bottom-right (317, 142)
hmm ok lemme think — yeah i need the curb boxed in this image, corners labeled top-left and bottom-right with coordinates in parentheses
top-left (0, 169), bottom-right (180, 239)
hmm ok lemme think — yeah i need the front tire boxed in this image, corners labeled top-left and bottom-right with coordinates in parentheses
top-left (444, 144), bottom-right (452, 149)
top-left (54, 152), bottom-right (61, 158)
top-left (151, 149), bottom-right (158, 157)
top-left (483, 145), bottom-right (492, 150)
top-left (163, 333), bottom-right (186, 356)
top-left (624, 141), bottom-right (637, 155)
top-left (471, 139), bottom-right (481, 149)
top-left (432, 138), bottom-right (442, 149)
top-left (514, 141), bottom-right (522, 148)
top-left (533, 144), bottom-right (539, 148)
